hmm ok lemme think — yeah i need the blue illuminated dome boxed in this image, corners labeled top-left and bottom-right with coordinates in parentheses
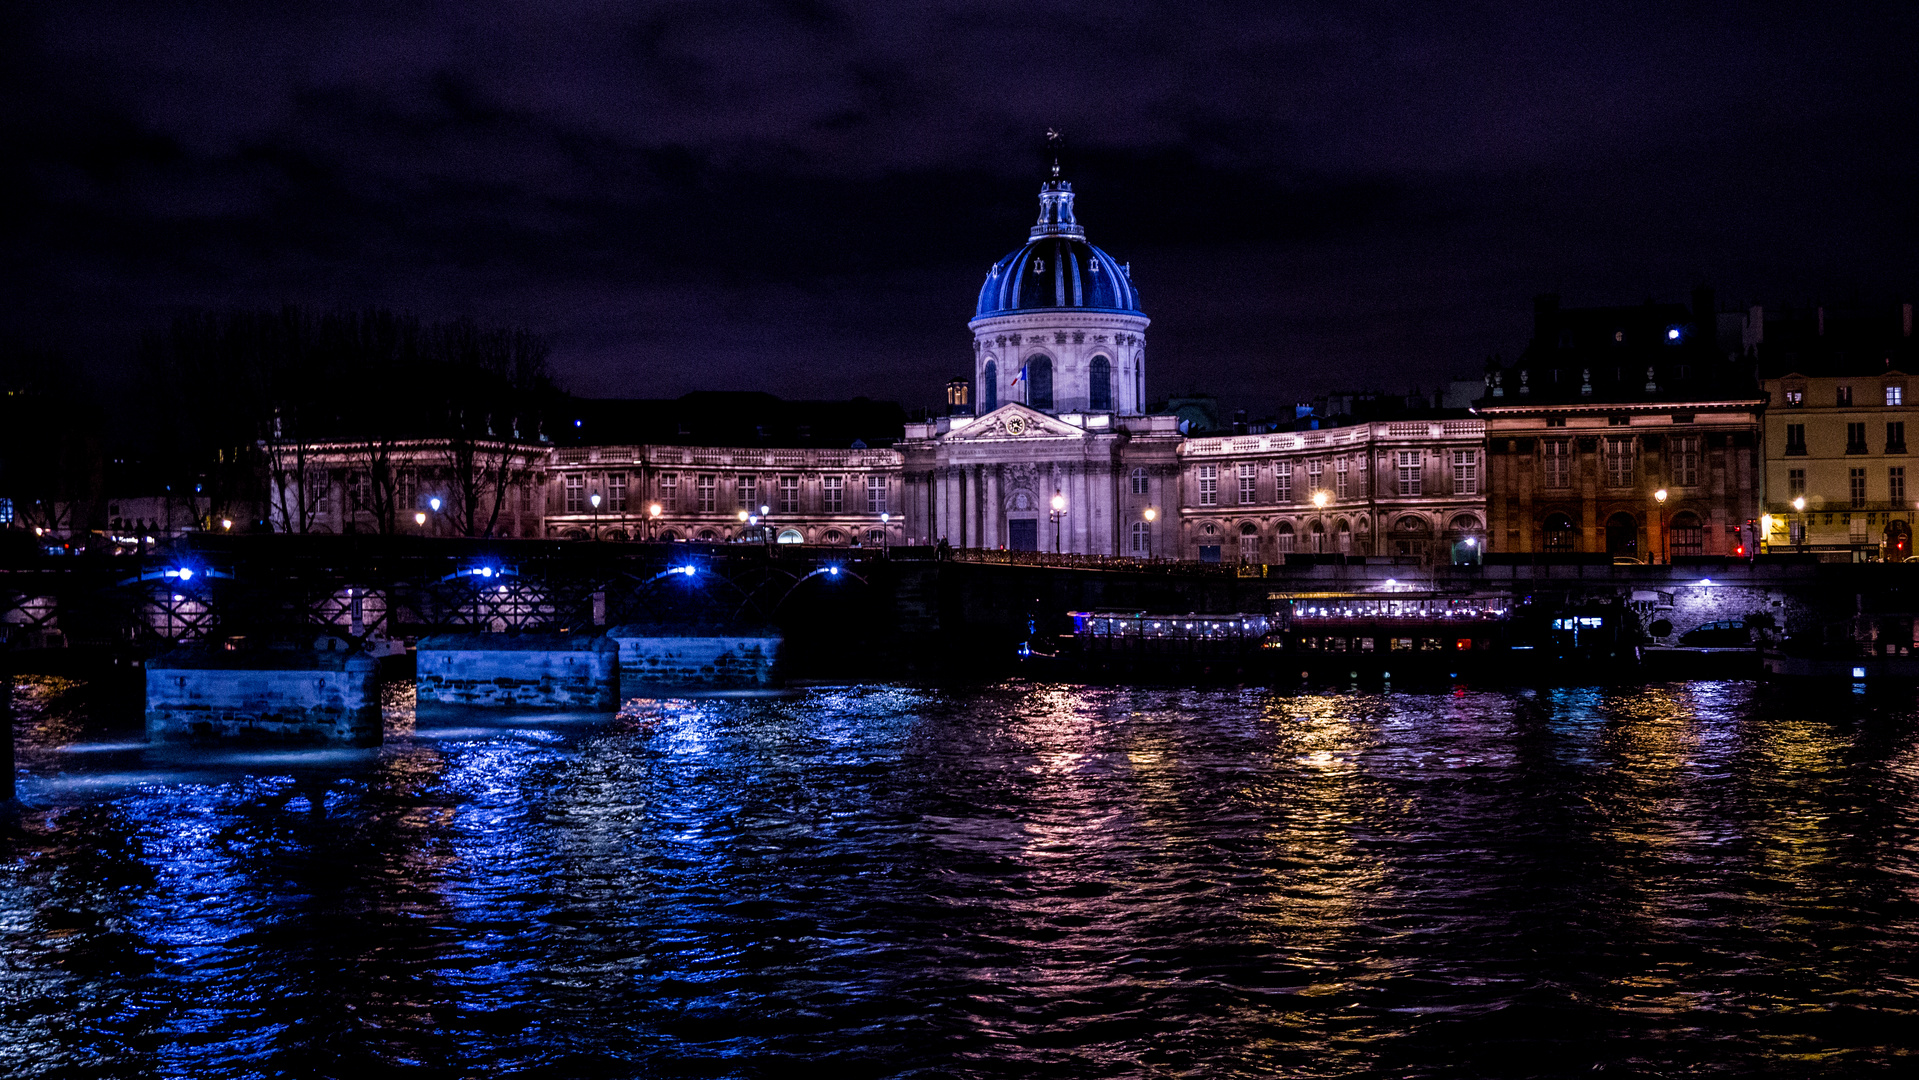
top-left (975, 180), bottom-right (1141, 318)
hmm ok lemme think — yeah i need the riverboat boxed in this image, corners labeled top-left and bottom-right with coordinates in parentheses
top-left (1020, 609), bottom-right (1278, 681)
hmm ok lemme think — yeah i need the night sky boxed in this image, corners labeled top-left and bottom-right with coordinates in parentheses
top-left (6, 1), bottom-right (1916, 422)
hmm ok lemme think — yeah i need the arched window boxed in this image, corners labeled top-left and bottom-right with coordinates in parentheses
top-left (1130, 520), bottom-right (1150, 556)
top-left (1277, 521), bottom-right (1296, 553)
top-left (1027, 355), bottom-right (1054, 411)
top-left (1238, 522), bottom-right (1260, 563)
top-left (1606, 512), bottom-right (1639, 560)
top-left (604, 529), bottom-right (629, 542)
top-left (697, 529), bottom-right (718, 542)
top-left (776, 528), bottom-right (804, 544)
top-left (1542, 513), bottom-right (1574, 552)
top-left (823, 529), bottom-right (845, 545)
top-left (658, 529), bottom-right (681, 542)
top-left (1336, 519), bottom-right (1352, 553)
top-left (1668, 511), bottom-right (1703, 557)
top-left (1130, 467), bottom-right (1148, 495)
top-left (981, 360), bottom-right (998, 412)
top-left (1309, 518), bottom-right (1325, 553)
top-left (866, 528), bottom-right (886, 545)
top-left (1089, 355), bottom-right (1111, 411)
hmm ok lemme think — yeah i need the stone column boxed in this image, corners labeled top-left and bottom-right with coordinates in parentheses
top-left (1072, 463), bottom-right (1091, 554)
top-left (984, 468), bottom-right (1002, 550)
top-left (962, 466), bottom-right (978, 548)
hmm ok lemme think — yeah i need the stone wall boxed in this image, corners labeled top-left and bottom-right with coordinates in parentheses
top-left (415, 634), bottom-right (618, 708)
top-left (608, 625), bottom-right (782, 690)
top-left (147, 648), bottom-right (380, 745)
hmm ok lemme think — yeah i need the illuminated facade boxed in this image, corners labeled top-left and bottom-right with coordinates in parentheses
top-left (1758, 303), bottom-right (1919, 559)
top-left (540, 443), bottom-right (904, 545)
top-left (1176, 418), bottom-right (1487, 564)
top-left (1478, 292), bottom-right (1765, 560)
top-left (900, 172), bottom-right (1183, 555)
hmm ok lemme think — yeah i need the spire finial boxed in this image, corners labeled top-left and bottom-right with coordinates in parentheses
top-left (1046, 128), bottom-right (1064, 179)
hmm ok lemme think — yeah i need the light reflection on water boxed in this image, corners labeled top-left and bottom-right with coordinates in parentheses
top-left (3, 677), bottom-right (1919, 1077)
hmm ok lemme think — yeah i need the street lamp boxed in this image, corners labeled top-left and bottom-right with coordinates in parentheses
top-left (1050, 491), bottom-right (1067, 554)
top-left (648, 502), bottom-right (662, 541)
top-left (1793, 495), bottom-right (1807, 552)
top-left (1141, 507), bottom-right (1158, 559)
top-left (880, 511), bottom-right (891, 551)
top-left (415, 511), bottom-right (427, 527)
top-left (1312, 490), bottom-right (1329, 555)
top-left (590, 492), bottom-right (601, 539)
top-left (429, 496), bottom-right (442, 512)
top-left (1654, 488), bottom-right (1668, 564)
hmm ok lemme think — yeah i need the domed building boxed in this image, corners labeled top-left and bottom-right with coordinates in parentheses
top-left (970, 176), bottom-right (1151, 415)
top-left (899, 171), bottom-right (1182, 555)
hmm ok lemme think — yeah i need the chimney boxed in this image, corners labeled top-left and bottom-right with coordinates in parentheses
top-left (1533, 293), bottom-right (1560, 347)
top-left (1691, 284), bottom-right (1716, 325)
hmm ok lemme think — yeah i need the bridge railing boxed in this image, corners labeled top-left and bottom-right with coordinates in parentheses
top-left (950, 549), bottom-right (1241, 576)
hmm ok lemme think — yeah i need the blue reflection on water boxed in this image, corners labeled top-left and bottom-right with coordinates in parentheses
top-left (3, 679), bottom-right (1918, 1077)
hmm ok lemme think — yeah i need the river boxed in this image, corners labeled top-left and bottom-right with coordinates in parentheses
top-left (3, 677), bottom-right (1917, 1077)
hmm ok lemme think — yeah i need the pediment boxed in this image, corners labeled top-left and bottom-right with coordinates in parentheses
top-left (943, 403), bottom-right (1087, 442)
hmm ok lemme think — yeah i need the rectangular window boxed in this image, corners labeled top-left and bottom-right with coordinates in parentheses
top-left (736, 474), bottom-right (757, 511)
top-left (1671, 436), bottom-right (1699, 487)
top-left (1306, 459), bottom-right (1324, 495)
top-left (1335, 458), bottom-right (1351, 498)
top-left (1130, 468), bottom-right (1149, 495)
top-left (1544, 439), bottom-right (1570, 489)
top-left (395, 470), bottom-right (417, 514)
top-left (1198, 465), bottom-right (1218, 506)
top-left (1130, 520), bottom-right (1150, 555)
top-left (1889, 422), bottom-right (1906, 453)
top-left (607, 473), bottom-right (627, 512)
top-left (867, 475), bottom-right (887, 514)
top-left (1275, 462), bottom-right (1292, 503)
top-left (1889, 385), bottom-right (1905, 406)
top-left (1892, 467), bottom-right (1907, 504)
top-left (696, 474), bottom-right (717, 512)
top-left (659, 474), bottom-right (678, 511)
top-left (1238, 462), bottom-right (1257, 504)
top-left (1838, 385), bottom-right (1853, 406)
top-left (1785, 388), bottom-right (1804, 407)
top-left (305, 471), bottom-right (330, 514)
top-left (346, 471), bottom-right (372, 513)
top-left (1851, 467), bottom-right (1868, 508)
top-left (564, 474), bottom-right (585, 513)
top-left (1397, 451), bottom-right (1422, 496)
top-left (822, 475), bottom-right (844, 513)
top-left (1605, 436), bottom-right (1634, 488)
top-left (1788, 468), bottom-right (1806, 497)
top-left (778, 475), bottom-right (799, 514)
top-left (1452, 450), bottom-right (1477, 495)
top-left (1848, 422), bottom-right (1868, 453)
top-left (1785, 423), bottom-right (1807, 455)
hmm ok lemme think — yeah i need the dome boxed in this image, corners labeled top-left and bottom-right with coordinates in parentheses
top-left (975, 181), bottom-right (1142, 318)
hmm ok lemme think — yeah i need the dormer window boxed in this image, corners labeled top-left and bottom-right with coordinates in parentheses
top-left (1032, 258), bottom-right (1045, 273)
top-left (1784, 388), bottom-right (1803, 407)
top-left (1888, 385), bottom-right (1905, 406)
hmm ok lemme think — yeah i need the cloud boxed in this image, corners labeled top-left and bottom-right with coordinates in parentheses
top-left (3, 0), bottom-right (1916, 421)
